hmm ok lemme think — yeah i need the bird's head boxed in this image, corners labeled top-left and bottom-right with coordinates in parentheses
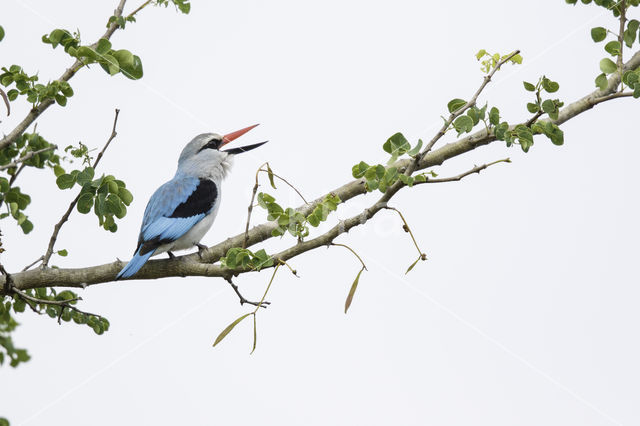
top-left (177, 124), bottom-right (266, 180)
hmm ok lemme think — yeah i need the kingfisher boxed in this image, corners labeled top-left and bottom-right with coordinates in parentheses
top-left (116, 124), bottom-right (266, 279)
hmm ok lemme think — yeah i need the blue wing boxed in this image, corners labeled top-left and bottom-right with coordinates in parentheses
top-left (116, 176), bottom-right (218, 279)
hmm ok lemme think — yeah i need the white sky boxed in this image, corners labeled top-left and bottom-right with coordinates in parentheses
top-left (1, 1), bottom-right (639, 425)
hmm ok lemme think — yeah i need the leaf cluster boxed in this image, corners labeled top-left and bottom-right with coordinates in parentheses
top-left (0, 301), bottom-right (29, 368)
top-left (0, 65), bottom-right (74, 108)
top-left (56, 167), bottom-right (133, 232)
top-left (42, 31), bottom-right (143, 80)
top-left (220, 248), bottom-right (274, 271)
top-left (154, 0), bottom-right (192, 14)
top-left (6, 288), bottom-right (109, 335)
top-left (475, 49), bottom-right (523, 74)
top-left (258, 192), bottom-right (341, 238)
top-left (0, 133), bottom-right (62, 234)
top-left (566, 0), bottom-right (639, 17)
top-left (589, 13), bottom-right (640, 91)
top-left (523, 76), bottom-right (564, 120)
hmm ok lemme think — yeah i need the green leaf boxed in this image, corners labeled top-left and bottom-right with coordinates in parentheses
top-left (523, 81), bottom-right (536, 92)
top-left (447, 98), bottom-right (466, 113)
top-left (100, 54), bottom-right (120, 75)
top-left (54, 94), bottom-right (67, 106)
top-left (625, 20), bottom-right (640, 47)
top-left (265, 164), bottom-right (277, 189)
top-left (591, 27), bottom-right (607, 42)
top-left (541, 77), bottom-right (559, 93)
top-left (541, 99), bottom-right (555, 114)
top-left (76, 167), bottom-right (95, 185)
top-left (77, 193), bottom-right (94, 214)
top-left (489, 107), bottom-right (500, 126)
top-left (0, 26), bottom-right (4, 43)
top-left (20, 219), bottom-right (34, 234)
top-left (475, 49), bottom-right (487, 60)
top-left (406, 139), bottom-right (423, 157)
top-left (526, 103), bottom-right (539, 113)
top-left (76, 46), bottom-right (99, 61)
top-left (406, 258), bottom-right (420, 274)
top-left (57, 249), bottom-right (68, 257)
top-left (53, 165), bottom-right (66, 177)
top-left (95, 38), bottom-right (112, 55)
top-left (118, 187), bottom-right (133, 205)
top-left (56, 174), bottom-right (76, 189)
top-left (604, 40), bottom-right (621, 56)
top-left (213, 313), bottom-right (252, 347)
top-left (352, 161), bottom-right (369, 178)
top-left (595, 73), bottom-right (608, 90)
top-left (599, 58), bottom-right (617, 74)
top-left (121, 55), bottom-right (143, 80)
top-left (453, 115), bottom-right (473, 135)
top-left (344, 268), bottom-right (364, 313)
top-left (113, 49), bottom-right (134, 68)
top-left (382, 132), bottom-right (410, 156)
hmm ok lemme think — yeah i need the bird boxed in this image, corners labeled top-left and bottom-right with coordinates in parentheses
top-left (116, 124), bottom-right (266, 280)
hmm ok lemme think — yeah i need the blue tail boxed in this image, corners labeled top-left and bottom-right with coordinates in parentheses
top-left (116, 248), bottom-right (154, 280)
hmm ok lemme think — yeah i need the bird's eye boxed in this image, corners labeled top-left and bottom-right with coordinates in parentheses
top-left (198, 138), bottom-right (221, 153)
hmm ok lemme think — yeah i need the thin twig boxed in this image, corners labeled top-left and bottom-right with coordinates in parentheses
top-left (331, 243), bottom-right (367, 270)
top-left (22, 256), bottom-right (44, 272)
top-left (223, 275), bottom-right (270, 308)
top-left (418, 50), bottom-right (521, 161)
top-left (0, 146), bottom-right (57, 171)
top-left (8, 164), bottom-right (25, 187)
top-left (10, 286), bottom-right (104, 325)
top-left (415, 158), bottom-right (511, 184)
top-left (525, 111), bottom-right (544, 128)
top-left (126, 0), bottom-right (152, 19)
top-left (276, 259), bottom-right (299, 276)
top-left (592, 91), bottom-right (634, 106)
top-left (41, 109), bottom-right (120, 267)
top-left (258, 169), bottom-right (309, 204)
top-left (242, 162), bottom-right (265, 248)
top-left (253, 263), bottom-right (281, 313)
top-left (0, 87), bottom-right (9, 116)
top-left (383, 207), bottom-right (427, 261)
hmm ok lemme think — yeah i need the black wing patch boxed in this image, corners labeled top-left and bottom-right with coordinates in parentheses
top-left (170, 179), bottom-right (218, 218)
top-left (137, 237), bottom-right (173, 256)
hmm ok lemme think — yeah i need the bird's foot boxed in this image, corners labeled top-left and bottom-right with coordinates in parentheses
top-left (224, 276), bottom-right (270, 309)
top-left (195, 243), bottom-right (207, 259)
top-left (167, 251), bottom-right (176, 260)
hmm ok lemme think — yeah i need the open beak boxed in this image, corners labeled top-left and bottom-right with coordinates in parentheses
top-left (220, 124), bottom-right (267, 154)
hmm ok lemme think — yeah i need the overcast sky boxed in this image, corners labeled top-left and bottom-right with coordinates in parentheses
top-left (2, 1), bottom-right (640, 425)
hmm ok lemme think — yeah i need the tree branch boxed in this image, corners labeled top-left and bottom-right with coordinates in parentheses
top-left (0, 0), bottom-right (127, 151)
top-left (2, 50), bottom-right (639, 292)
top-left (617, 1), bottom-right (627, 77)
top-left (0, 146), bottom-right (57, 171)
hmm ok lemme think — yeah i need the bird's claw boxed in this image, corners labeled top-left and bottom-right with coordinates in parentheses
top-left (195, 243), bottom-right (207, 259)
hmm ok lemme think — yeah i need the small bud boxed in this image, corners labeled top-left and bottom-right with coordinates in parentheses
top-left (420, 253), bottom-right (427, 261)
top-left (402, 225), bottom-right (409, 233)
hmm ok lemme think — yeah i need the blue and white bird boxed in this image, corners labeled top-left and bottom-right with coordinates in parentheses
top-left (116, 124), bottom-right (266, 280)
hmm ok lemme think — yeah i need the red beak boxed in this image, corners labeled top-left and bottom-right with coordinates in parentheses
top-left (220, 124), bottom-right (260, 147)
